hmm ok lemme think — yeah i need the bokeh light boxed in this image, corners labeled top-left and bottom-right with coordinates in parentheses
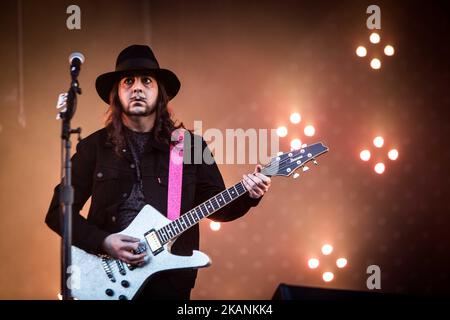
top-left (388, 149), bottom-right (399, 160)
top-left (374, 162), bottom-right (385, 174)
top-left (321, 244), bottom-right (333, 255)
top-left (356, 46), bottom-right (367, 57)
top-left (289, 112), bottom-right (301, 124)
top-left (210, 221), bottom-right (221, 231)
top-left (308, 258), bottom-right (320, 269)
top-left (384, 45), bottom-right (395, 56)
top-left (370, 32), bottom-right (381, 44)
top-left (290, 138), bottom-right (302, 150)
top-left (370, 58), bottom-right (381, 69)
top-left (373, 136), bottom-right (384, 148)
top-left (336, 258), bottom-right (348, 268)
top-left (276, 126), bottom-right (288, 137)
top-left (360, 150), bottom-right (371, 161)
top-left (304, 125), bottom-right (315, 137)
top-left (322, 272), bottom-right (334, 282)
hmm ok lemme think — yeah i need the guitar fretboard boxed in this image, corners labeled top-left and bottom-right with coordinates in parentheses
top-left (156, 181), bottom-right (248, 243)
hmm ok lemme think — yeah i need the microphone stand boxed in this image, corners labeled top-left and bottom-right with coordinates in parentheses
top-left (58, 59), bottom-right (82, 300)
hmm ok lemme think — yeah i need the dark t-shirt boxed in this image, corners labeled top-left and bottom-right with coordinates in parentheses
top-left (117, 127), bottom-right (151, 229)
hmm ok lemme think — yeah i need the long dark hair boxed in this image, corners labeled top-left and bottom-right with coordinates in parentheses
top-left (105, 79), bottom-right (184, 157)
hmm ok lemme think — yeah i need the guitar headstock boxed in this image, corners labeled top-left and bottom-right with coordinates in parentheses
top-left (261, 142), bottom-right (329, 177)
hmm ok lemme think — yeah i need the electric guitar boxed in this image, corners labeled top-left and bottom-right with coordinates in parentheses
top-left (70, 142), bottom-right (329, 299)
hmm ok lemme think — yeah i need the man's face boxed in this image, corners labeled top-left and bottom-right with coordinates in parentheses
top-left (118, 74), bottom-right (159, 117)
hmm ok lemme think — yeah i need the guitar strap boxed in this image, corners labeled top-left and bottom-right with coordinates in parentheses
top-left (167, 129), bottom-right (185, 221)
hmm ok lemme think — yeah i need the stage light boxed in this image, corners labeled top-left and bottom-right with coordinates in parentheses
top-left (374, 162), bottom-right (385, 174)
top-left (388, 149), bottom-right (399, 160)
top-left (290, 112), bottom-right (301, 124)
top-left (356, 46), bottom-right (367, 57)
top-left (322, 272), bottom-right (334, 282)
top-left (360, 150), bottom-right (371, 161)
top-left (210, 221), bottom-right (221, 231)
top-left (276, 126), bottom-right (288, 137)
top-left (336, 258), bottom-right (348, 268)
top-left (384, 45), bottom-right (395, 56)
top-left (369, 32), bottom-right (381, 44)
top-left (321, 244), bottom-right (333, 255)
top-left (370, 58), bottom-right (381, 69)
top-left (290, 138), bottom-right (302, 150)
top-left (308, 258), bottom-right (320, 269)
top-left (304, 125), bottom-right (315, 137)
top-left (373, 136), bottom-right (384, 148)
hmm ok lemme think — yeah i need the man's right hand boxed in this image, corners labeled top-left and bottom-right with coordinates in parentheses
top-left (102, 234), bottom-right (147, 265)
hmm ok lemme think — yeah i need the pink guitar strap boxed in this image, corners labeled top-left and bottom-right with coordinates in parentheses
top-left (167, 129), bottom-right (185, 221)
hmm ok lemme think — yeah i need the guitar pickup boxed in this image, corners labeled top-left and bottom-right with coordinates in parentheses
top-left (144, 230), bottom-right (164, 255)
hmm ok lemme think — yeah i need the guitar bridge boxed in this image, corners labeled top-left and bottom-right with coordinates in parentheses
top-left (101, 258), bottom-right (116, 282)
top-left (144, 229), bottom-right (164, 255)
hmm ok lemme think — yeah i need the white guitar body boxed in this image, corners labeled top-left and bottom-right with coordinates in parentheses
top-left (71, 204), bottom-right (211, 300)
top-left (68, 142), bottom-right (329, 300)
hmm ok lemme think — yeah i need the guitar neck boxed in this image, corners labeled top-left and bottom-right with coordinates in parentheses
top-left (156, 181), bottom-right (248, 244)
top-left (153, 142), bottom-right (329, 245)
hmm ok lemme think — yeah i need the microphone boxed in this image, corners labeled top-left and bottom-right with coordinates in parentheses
top-left (68, 52), bottom-right (85, 78)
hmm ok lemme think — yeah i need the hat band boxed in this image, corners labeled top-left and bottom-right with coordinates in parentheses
top-left (116, 58), bottom-right (160, 72)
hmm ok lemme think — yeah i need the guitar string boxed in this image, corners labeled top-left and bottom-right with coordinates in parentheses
top-left (159, 147), bottom-right (323, 241)
top-left (106, 147), bottom-right (324, 269)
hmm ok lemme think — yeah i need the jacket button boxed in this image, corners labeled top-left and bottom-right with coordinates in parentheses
top-left (122, 149), bottom-right (127, 153)
top-left (111, 216), bottom-right (116, 223)
top-left (130, 164), bottom-right (136, 169)
top-left (97, 172), bottom-right (103, 178)
top-left (122, 193), bottom-right (128, 198)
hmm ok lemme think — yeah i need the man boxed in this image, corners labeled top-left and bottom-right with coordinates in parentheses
top-left (45, 44), bottom-right (271, 299)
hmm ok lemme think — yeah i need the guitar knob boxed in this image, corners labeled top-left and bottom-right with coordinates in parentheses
top-left (121, 280), bottom-right (130, 288)
top-left (105, 289), bottom-right (114, 296)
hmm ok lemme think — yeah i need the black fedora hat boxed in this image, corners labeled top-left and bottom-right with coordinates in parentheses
top-left (95, 44), bottom-right (180, 104)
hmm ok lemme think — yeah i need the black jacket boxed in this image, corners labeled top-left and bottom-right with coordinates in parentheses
top-left (45, 128), bottom-right (261, 289)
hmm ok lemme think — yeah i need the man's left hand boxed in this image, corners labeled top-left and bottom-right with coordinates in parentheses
top-left (242, 164), bottom-right (271, 199)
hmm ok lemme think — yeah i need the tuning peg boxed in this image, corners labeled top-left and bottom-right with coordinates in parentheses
top-left (302, 166), bottom-right (310, 172)
top-left (301, 144), bottom-right (307, 148)
top-left (293, 173), bottom-right (300, 179)
top-left (313, 159), bottom-right (318, 165)
top-left (277, 151), bottom-right (283, 156)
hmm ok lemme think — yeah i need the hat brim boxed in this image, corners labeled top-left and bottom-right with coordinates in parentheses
top-left (95, 68), bottom-right (180, 104)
